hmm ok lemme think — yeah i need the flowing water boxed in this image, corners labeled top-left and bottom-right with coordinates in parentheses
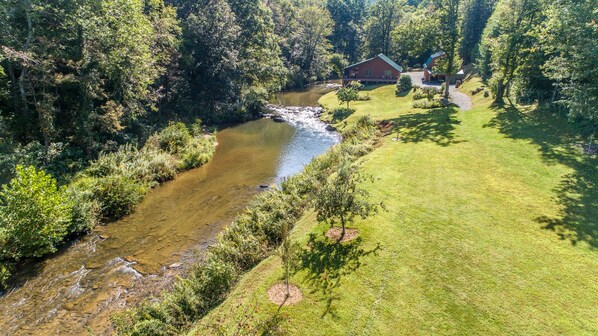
top-left (0, 85), bottom-right (339, 335)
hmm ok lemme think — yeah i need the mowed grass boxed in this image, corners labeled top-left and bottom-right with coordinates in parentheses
top-left (190, 81), bottom-right (598, 335)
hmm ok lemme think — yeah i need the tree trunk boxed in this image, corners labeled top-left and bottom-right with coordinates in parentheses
top-left (494, 80), bottom-right (506, 103)
top-left (444, 75), bottom-right (451, 100)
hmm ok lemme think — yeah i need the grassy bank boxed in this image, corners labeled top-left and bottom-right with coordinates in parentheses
top-left (190, 80), bottom-right (598, 335)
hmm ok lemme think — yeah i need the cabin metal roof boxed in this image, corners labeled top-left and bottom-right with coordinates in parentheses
top-left (344, 54), bottom-right (403, 72)
top-left (425, 51), bottom-right (446, 68)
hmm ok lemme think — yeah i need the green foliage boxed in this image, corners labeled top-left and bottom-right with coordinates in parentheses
top-left (93, 175), bottom-right (149, 221)
top-left (413, 87), bottom-right (442, 100)
top-left (337, 82), bottom-right (363, 109)
top-left (178, 137), bottom-right (216, 171)
top-left (0, 166), bottom-right (72, 260)
top-left (460, 0), bottom-right (497, 64)
top-left (397, 75), bottom-right (413, 93)
top-left (313, 158), bottom-right (379, 237)
top-left (150, 122), bottom-right (192, 154)
top-left (0, 262), bottom-right (10, 289)
top-left (82, 122), bottom-right (215, 221)
top-left (540, 0), bottom-right (598, 135)
top-left (364, 0), bottom-right (401, 56)
top-left (479, 0), bottom-right (543, 102)
top-left (114, 113), bottom-right (380, 335)
top-left (67, 185), bottom-right (101, 234)
top-left (326, 0), bottom-right (367, 63)
top-left (413, 98), bottom-right (449, 109)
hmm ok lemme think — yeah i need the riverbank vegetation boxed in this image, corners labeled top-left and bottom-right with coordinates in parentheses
top-left (186, 80), bottom-right (597, 335)
top-left (0, 121), bottom-right (215, 288)
top-left (113, 117), bottom-right (380, 335)
top-left (0, 0), bottom-right (596, 333)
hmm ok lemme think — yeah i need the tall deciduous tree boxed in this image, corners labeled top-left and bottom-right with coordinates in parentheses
top-left (365, 0), bottom-right (402, 57)
top-left (460, 0), bottom-right (496, 64)
top-left (479, 0), bottom-right (542, 103)
top-left (327, 0), bottom-right (367, 63)
top-left (180, 0), bottom-right (240, 118)
top-left (540, 0), bottom-right (598, 136)
top-left (434, 0), bottom-right (462, 99)
top-left (226, 0), bottom-right (286, 91)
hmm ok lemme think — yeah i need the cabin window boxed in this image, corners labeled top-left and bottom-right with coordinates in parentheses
top-left (384, 70), bottom-right (392, 78)
top-left (365, 69), bottom-right (373, 76)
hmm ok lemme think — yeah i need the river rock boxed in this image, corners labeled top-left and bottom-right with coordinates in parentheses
top-left (272, 116), bottom-right (285, 123)
top-left (325, 125), bottom-right (337, 132)
top-left (168, 262), bottom-right (182, 269)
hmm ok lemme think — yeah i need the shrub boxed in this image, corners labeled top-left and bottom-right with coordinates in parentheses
top-left (396, 75), bottom-right (413, 93)
top-left (85, 144), bottom-right (139, 178)
top-left (178, 137), bottom-right (216, 171)
top-left (151, 122), bottom-right (192, 154)
top-left (67, 184), bottom-right (101, 233)
top-left (413, 98), bottom-right (449, 109)
top-left (413, 87), bottom-right (442, 100)
top-left (0, 262), bottom-right (10, 289)
top-left (0, 166), bottom-right (73, 260)
top-left (136, 151), bottom-right (178, 184)
top-left (92, 175), bottom-right (149, 221)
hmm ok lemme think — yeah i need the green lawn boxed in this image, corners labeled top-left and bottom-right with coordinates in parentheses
top-left (190, 81), bottom-right (598, 335)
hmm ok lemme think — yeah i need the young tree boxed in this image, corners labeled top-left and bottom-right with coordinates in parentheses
top-left (278, 218), bottom-right (299, 301)
top-left (337, 81), bottom-right (363, 109)
top-left (313, 159), bottom-right (379, 240)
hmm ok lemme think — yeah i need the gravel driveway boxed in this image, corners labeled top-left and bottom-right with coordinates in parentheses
top-left (403, 71), bottom-right (472, 111)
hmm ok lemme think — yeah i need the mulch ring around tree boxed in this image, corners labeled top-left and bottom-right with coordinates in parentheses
top-left (268, 283), bottom-right (303, 306)
top-left (326, 227), bottom-right (360, 243)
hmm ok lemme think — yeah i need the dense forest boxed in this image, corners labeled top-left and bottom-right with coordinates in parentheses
top-left (0, 0), bottom-right (596, 299)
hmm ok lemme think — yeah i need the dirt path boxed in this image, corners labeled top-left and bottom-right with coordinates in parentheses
top-left (404, 71), bottom-right (472, 111)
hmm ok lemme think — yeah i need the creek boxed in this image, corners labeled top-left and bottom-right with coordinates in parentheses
top-left (0, 84), bottom-right (339, 335)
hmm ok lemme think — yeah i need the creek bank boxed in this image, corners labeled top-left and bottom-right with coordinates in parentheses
top-left (116, 116), bottom-right (379, 335)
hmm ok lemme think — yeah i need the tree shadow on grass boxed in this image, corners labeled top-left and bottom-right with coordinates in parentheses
top-left (484, 103), bottom-right (598, 248)
top-left (299, 233), bottom-right (380, 318)
top-left (331, 108), bottom-right (355, 123)
top-left (389, 106), bottom-right (464, 147)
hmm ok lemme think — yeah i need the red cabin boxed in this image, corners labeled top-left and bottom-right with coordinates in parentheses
top-left (343, 54), bottom-right (403, 85)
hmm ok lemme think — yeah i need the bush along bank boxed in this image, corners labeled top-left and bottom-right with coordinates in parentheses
top-left (112, 116), bottom-right (380, 336)
top-left (0, 121), bottom-right (216, 289)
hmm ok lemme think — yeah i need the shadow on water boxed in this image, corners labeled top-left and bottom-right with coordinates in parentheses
top-left (484, 103), bottom-right (598, 248)
top-left (299, 233), bottom-right (380, 318)
top-left (389, 106), bottom-right (464, 147)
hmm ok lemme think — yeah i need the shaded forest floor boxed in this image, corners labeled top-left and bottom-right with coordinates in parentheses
top-left (189, 80), bottom-right (598, 335)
